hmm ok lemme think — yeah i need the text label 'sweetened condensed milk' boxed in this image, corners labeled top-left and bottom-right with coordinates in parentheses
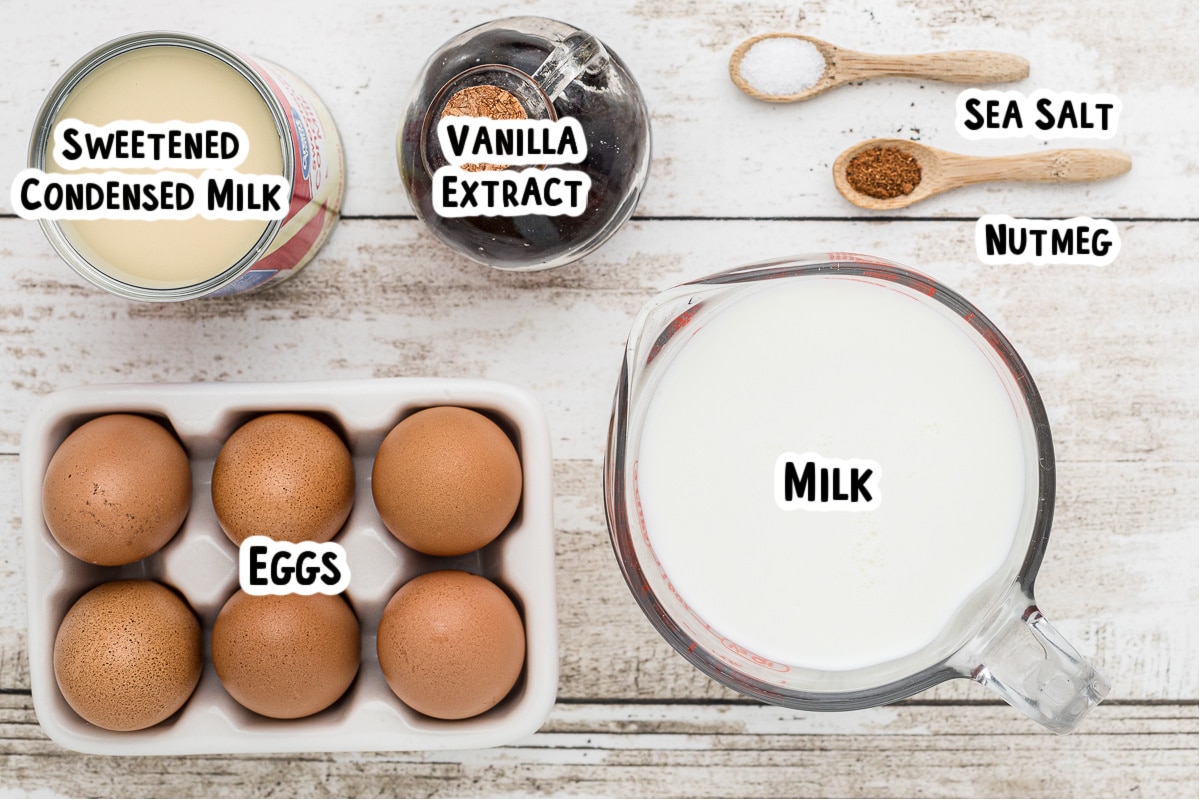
top-left (25, 33), bottom-right (344, 300)
top-left (633, 275), bottom-right (1031, 672)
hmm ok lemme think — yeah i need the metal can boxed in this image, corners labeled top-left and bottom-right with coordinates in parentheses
top-left (27, 32), bottom-right (344, 301)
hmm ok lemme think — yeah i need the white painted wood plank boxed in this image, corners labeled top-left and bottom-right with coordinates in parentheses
top-left (0, 218), bottom-right (1193, 462)
top-left (0, 0), bottom-right (1194, 218)
top-left (552, 459), bottom-right (1200, 704)
top-left (3, 457), bottom-right (1195, 701)
top-left (3, 217), bottom-right (1193, 704)
top-left (0, 695), bottom-right (1195, 798)
top-left (0, 2), bottom-right (1194, 792)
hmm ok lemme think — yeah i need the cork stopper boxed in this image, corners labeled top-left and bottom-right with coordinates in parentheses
top-left (440, 86), bottom-right (528, 172)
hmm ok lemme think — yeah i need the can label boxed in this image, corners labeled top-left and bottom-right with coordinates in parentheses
top-left (210, 58), bottom-right (344, 297)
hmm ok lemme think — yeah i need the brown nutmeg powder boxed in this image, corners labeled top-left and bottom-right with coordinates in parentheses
top-left (440, 86), bottom-right (528, 172)
top-left (845, 147), bottom-right (922, 199)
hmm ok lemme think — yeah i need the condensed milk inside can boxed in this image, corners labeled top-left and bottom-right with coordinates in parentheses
top-left (25, 32), bottom-right (344, 300)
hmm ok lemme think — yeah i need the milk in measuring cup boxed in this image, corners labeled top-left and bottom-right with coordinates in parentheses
top-left (634, 276), bottom-right (1031, 671)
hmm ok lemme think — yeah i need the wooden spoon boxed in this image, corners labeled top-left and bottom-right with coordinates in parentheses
top-left (730, 33), bottom-right (1028, 103)
top-left (833, 138), bottom-right (1133, 210)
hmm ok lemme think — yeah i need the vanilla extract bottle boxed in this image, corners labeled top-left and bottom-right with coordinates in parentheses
top-left (397, 17), bottom-right (652, 271)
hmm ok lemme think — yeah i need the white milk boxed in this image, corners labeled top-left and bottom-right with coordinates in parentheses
top-left (48, 46), bottom-right (283, 288)
top-left (635, 275), bottom-right (1031, 671)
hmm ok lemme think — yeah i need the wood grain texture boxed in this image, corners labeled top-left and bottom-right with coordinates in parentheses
top-left (0, 694), bottom-right (1196, 798)
top-left (0, 218), bottom-right (1194, 461)
top-left (0, 0), bottom-right (1195, 796)
top-left (834, 48), bottom-right (1031, 83)
top-left (0, 0), bottom-right (1195, 218)
top-left (2, 457), bottom-right (1195, 704)
top-left (0, 216), bottom-right (1194, 795)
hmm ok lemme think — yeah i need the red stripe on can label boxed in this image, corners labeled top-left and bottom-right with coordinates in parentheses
top-left (232, 57), bottom-right (343, 293)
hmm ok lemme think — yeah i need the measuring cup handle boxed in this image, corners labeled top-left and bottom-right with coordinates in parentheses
top-left (965, 583), bottom-right (1110, 734)
top-left (529, 32), bottom-right (609, 101)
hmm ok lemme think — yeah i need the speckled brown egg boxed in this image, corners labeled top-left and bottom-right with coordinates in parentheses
top-left (53, 580), bottom-right (202, 731)
top-left (212, 413), bottom-right (354, 545)
top-left (377, 570), bottom-right (525, 720)
top-left (211, 590), bottom-right (360, 719)
top-left (42, 414), bottom-right (191, 566)
top-left (372, 407), bottom-right (522, 556)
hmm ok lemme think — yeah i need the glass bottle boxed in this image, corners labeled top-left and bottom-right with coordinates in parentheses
top-left (397, 17), bottom-right (652, 271)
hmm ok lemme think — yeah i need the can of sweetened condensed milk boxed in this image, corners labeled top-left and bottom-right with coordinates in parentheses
top-left (26, 32), bottom-right (344, 300)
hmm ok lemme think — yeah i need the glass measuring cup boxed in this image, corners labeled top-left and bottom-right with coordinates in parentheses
top-left (604, 254), bottom-right (1110, 733)
top-left (397, 16), bottom-right (652, 271)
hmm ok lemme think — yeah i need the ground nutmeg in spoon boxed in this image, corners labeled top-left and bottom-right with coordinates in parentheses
top-left (845, 147), bottom-right (923, 199)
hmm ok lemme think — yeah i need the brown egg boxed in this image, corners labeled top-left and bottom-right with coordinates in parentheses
top-left (377, 570), bottom-right (525, 720)
top-left (212, 413), bottom-right (355, 545)
top-left (53, 580), bottom-right (202, 731)
top-left (372, 407), bottom-right (522, 556)
top-left (42, 414), bottom-right (191, 566)
top-left (211, 590), bottom-right (360, 719)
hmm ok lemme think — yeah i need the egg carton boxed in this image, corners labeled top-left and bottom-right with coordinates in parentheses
top-left (21, 378), bottom-right (557, 755)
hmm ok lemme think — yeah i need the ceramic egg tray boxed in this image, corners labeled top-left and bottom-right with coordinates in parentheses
top-left (21, 378), bottom-right (557, 755)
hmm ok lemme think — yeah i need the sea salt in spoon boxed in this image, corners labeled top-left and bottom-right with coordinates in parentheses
top-left (730, 33), bottom-right (1029, 103)
top-left (833, 138), bottom-right (1133, 210)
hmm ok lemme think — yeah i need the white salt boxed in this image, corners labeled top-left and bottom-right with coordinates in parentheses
top-left (738, 37), bottom-right (826, 96)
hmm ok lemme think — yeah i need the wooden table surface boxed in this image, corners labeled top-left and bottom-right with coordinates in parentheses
top-left (1, 1), bottom-right (1196, 797)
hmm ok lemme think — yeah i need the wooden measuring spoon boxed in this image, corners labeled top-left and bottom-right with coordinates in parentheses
top-left (730, 33), bottom-right (1028, 103)
top-left (832, 138), bottom-right (1133, 210)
